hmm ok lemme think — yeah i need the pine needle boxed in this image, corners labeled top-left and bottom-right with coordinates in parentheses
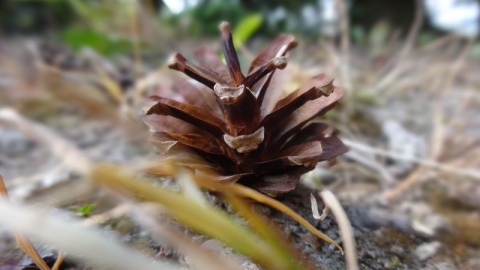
top-left (193, 174), bottom-right (344, 254)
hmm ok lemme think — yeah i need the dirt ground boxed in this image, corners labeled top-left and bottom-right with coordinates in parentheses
top-left (1, 37), bottom-right (480, 269)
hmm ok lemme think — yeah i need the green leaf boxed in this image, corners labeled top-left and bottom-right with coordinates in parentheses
top-left (233, 14), bottom-right (263, 48)
top-left (61, 27), bottom-right (131, 56)
top-left (72, 204), bottom-right (95, 217)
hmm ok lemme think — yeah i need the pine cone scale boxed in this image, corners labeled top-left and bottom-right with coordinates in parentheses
top-left (220, 22), bottom-right (245, 85)
top-left (193, 48), bottom-right (233, 85)
top-left (273, 87), bottom-right (346, 145)
top-left (147, 97), bottom-right (227, 136)
top-left (248, 35), bottom-right (297, 73)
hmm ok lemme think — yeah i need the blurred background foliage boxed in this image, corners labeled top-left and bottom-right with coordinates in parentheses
top-left (2, 0), bottom-right (468, 58)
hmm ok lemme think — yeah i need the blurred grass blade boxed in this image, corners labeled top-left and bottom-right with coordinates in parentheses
top-left (176, 170), bottom-right (208, 205)
top-left (223, 183), bottom-right (343, 254)
top-left (132, 203), bottom-right (242, 270)
top-left (0, 197), bottom-right (178, 270)
top-left (368, 20), bottom-right (391, 55)
top-left (0, 175), bottom-right (51, 270)
top-left (144, 160), bottom-right (343, 253)
top-left (225, 194), bottom-right (309, 269)
top-left (90, 164), bottom-right (292, 269)
top-left (192, 174), bottom-right (344, 254)
top-left (0, 108), bottom-right (91, 174)
top-left (96, 71), bottom-right (125, 105)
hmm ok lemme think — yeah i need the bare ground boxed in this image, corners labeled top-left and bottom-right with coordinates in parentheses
top-left (1, 35), bottom-right (480, 269)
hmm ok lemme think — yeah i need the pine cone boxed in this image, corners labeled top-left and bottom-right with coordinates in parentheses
top-left (145, 22), bottom-right (347, 196)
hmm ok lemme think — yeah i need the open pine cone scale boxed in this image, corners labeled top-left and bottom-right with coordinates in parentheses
top-left (145, 22), bottom-right (347, 196)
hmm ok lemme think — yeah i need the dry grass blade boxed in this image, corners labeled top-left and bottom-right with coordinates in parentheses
top-left (343, 148), bottom-right (396, 184)
top-left (334, 0), bottom-right (351, 90)
top-left (176, 170), bottom-right (208, 205)
top-left (51, 251), bottom-right (64, 270)
top-left (0, 107), bottom-right (97, 205)
top-left (0, 175), bottom-right (57, 270)
top-left (231, 184), bottom-right (344, 253)
top-left (129, 0), bottom-right (143, 80)
top-left (0, 108), bottom-right (91, 175)
top-left (310, 193), bottom-right (329, 220)
top-left (319, 190), bottom-right (358, 270)
top-left (381, 39), bottom-right (476, 199)
top-left (225, 195), bottom-right (308, 269)
top-left (132, 203), bottom-right (243, 270)
top-left (13, 236), bottom-right (51, 270)
top-left (96, 70), bottom-right (125, 105)
top-left (343, 139), bottom-right (480, 181)
top-left (191, 174), bottom-right (344, 254)
top-left (376, 0), bottom-right (423, 78)
top-left (90, 164), bottom-right (292, 268)
top-left (0, 197), bottom-right (178, 270)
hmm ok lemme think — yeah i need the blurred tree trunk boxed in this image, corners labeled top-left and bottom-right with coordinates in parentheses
top-left (350, 0), bottom-right (416, 32)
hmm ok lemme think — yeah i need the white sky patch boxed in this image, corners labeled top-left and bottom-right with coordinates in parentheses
top-left (424, 0), bottom-right (479, 36)
top-left (163, 0), bottom-right (200, 14)
top-left (163, 0), bottom-right (185, 14)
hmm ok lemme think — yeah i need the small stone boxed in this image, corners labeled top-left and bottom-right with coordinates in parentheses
top-left (415, 241), bottom-right (442, 261)
top-left (114, 217), bottom-right (134, 235)
top-left (200, 239), bottom-right (225, 253)
top-left (464, 258), bottom-right (480, 269)
top-left (390, 245), bottom-right (404, 256)
top-left (242, 260), bottom-right (260, 270)
top-left (361, 250), bottom-right (376, 260)
top-left (433, 261), bottom-right (458, 270)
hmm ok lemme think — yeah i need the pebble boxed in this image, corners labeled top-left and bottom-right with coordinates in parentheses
top-left (0, 127), bottom-right (36, 158)
top-left (390, 245), bottom-right (405, 256)
top-left (432, 261), bottom-right (458, 270)
top-left (415, 241), bottom-right (442, 261)
top-left (200, 239), bottom-right (225, 252)
top-left (242, 261), bottom-right (260, 270)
